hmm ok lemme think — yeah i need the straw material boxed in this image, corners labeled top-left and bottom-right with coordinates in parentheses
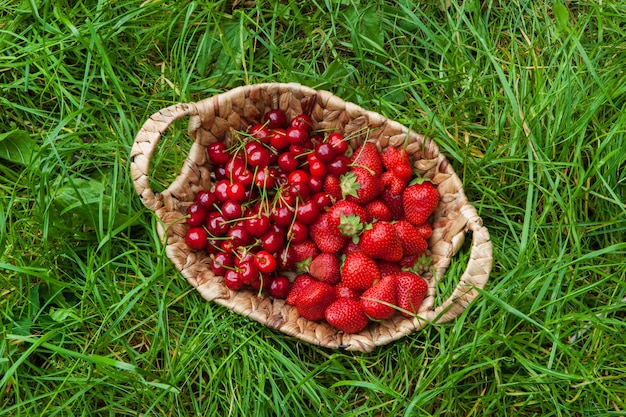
top-left (130, 83), bottom-right (493, 352)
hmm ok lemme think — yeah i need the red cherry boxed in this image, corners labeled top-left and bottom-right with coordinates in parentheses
top-left (249, 123), bottom-right (272, 143)
top-left (254, 250), bottom-right (277, 274)
top-left (227, 224), bottom-right (252, 248)
top-left (186, 203), bottom-right (208, 227)
top-left (288, 221), bottom-right (309, 243)
top-left (295, 200), bottom-right (320, 225)
top-left (314, 142), bottom-right (336, 163)
top-left (277, 152), bottom-right (299, 173)
top-left (253, 167), bottom-right (276, 189)
top-left (244, 213), bottom-right (271, 237)
top-left (271, 205), bottom-right (295, 228)
top-left (328, 132), bottom-right (348, 154)
top-left (277, 246), bottom-right (297, 271)
top-left (307, 176), bottom-right (324, 194)
top-left (223, 270), bottom-right (245, 290)
top-left (196, 189), bottom-right (217, 208)
top-left (247, 146), bottom-right (271, 168)
top-left (211, 252), bottom-right (234, 275)
top-left (185, 227), bottom-right (208, 250)
top-left (287, 169), bottom-right (309, 185)
top-left (269, 276), bottom-right (291, 299)
top-left (207, 142), bottom-right (230, 165)
top-left (260, 230), bottom-right (284, 253)
top-left (221, 200), bottom-right (243, 220)
top-left (214, 179), bottom-right (231, 202)
top-left (285, 126), bottom-right (309, 146)
top-left (327, 155), bottom-right (350, 176)
top-left (290, 114), bottom-right (313, 133)
top-left (263, 109), bottom-right (288, 129)
top-left (308, 158), bottom-right (327, 179)
top-left (226, 183), bottom-right (246, 202)
top-left (237, 260), bottom-right (259, 285)
top-left (270, 128), bottom-right (289, 150)
top-left (312, 192), bottom-right (333, 210)
top-left (206, 211), bottom-right (229, 236)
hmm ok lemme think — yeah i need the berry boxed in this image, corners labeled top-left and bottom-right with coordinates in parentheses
top-left (395, 272), bottom-right (428, 317)
top-left (360, 221), bottom-right (404, 263)
top-left (185, 227), bottom-right (208, 251)
top-left (286, 274), bottom-right (315, 306)
top-left (340, 252), bottom-right (381, 291)
top-left (393, 220), bottom-right (428, 256)
top-left (264, 109), bottom-right (288, 129)
top-left (403, 180), bottom-right (440, 226)
top-left (292, 280), bottom-right (336, 321)
top-left (269, 276), bottom-right (291, 299)
top-left (310, 212), bottom-right (347, 253)
top-left (309, 253), bottom-right (341, 285)
top-left (325, 298), bottom-right (370, 333)
top-left (360, 275), bottom-right (397, 320)
top-left (341, 167), bottom-right (383, 206)
top-left (349, 142), bottom-right (383, 176)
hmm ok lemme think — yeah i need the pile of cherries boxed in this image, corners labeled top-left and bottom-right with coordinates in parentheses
top-left (184, 109), bottom-right (350, 299)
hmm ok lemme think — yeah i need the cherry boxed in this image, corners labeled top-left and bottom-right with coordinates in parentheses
top-left (206, 212), bottom-right (229, 236)
top-left (254, 250), bottom-right (277, 274)
top-left (185, 227), bottom-right (208, 250)
top-left (211, 252), bottom-right (234, 275)
top-left (308, 158), bottom-right (327, 179)
top-left (196, 189), bottom-right (218, 208)
top-left (259, 230), bottom-right (284, 253)
top-left (237, 260), bottom-right (259, 285)
top-left (295, 200), bottom-right (320, 225)
top-left (271, 204), bottom-right (295, 228)
top-left (214, 179), bottom-right (231, 202)
top-left (277, 152), bottom-right (299, 173)
top-left (327, 155), bottom-right (350, 176)
top-left (277, 246), bottom-right (297, 271)
top-left (312, 192), bottom-right (333, 210)
top-left (285, 126), bottom-right (309, 146)
top-left (314, 142), bottom-right (336, 163)
top-left (288, 220), bottom-right (309, 243)
top-left (264, 109), bottom-right (288, 129)
top-left (307, 176), bottom-right (324, 194)
top-left (244, 211), bottom-right (271, 237)
top-left (290, 114), bottom-right (313, 133)
top-left (207, 142), bottom-right (230, 165)
top-left (287, 169), bottom-right (309, 185)
top-left (269, 275), bottom-right (291, 299)
top-left (186, 202), bottom-right (208, 227)
top-left (249, 123), bottom-right (272, 143)
top-left (270, 128), bottom-right (289, 150)
top-left (223, 269), bottom-right (245, 290)
top-left (328, 132), bottom-right (348, 154)
top-left (221, 200), bottom-right (243, 220)
top-left (227, 224), bottom-right (252, 248)
top-left (247, 146), bottom-right (271, 168)
top-left (253, 167), bottom-right (276, 189)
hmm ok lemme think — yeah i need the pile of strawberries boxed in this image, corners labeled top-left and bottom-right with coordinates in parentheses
top-left (184, 109), bottom-right (440, 334)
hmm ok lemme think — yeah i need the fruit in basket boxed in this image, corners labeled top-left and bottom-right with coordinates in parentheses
top-left (183, 108), bottom-right (440, 333)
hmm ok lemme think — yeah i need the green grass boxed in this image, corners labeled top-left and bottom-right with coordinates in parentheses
top-left (1, 0), bottom-right (625, 415)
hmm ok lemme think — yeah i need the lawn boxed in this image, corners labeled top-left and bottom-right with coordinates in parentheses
top-left (1, 0), bottom-right (625, 416)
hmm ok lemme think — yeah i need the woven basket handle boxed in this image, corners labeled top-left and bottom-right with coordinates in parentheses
top-left (130, 103), bottom-right (198, 211)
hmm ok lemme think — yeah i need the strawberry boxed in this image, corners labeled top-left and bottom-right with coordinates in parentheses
top-left (360, 275), bottom-right (397, 320)
top-left (310, 211), bottom-right (347, 253)
top-left (340, 239), bottom-right (362, 256)
top-left (350, 142), bottom-right (383, 176)
top-left (325, 298), bottom-right (370, 334)
top-left (293, 280), bottom-right (336, 321)
top-left (414, 221), bottom-right (433, 239)
top-left (381, 171), bottom-right (407, 195)
top-left (359, 221), bottom-right (403, 262)
top-left (335, 282), bottom-right (362, 299)
top-left (364, 199), bottom-right (391, 223)
top-left (292, 240), bottom-right (319, 273)
top-left (381, 146), bottom-right (410, 174)
top-left (341, 252), bottom-right (381, 291)
top-left (328, 200), bottom-right (367, 238)
top-left (393, 220), bottom-right (428, 256)
top-left (340, 167), bottom-right (384, 206)
top-left (403, 179), bottom-right (439, 226)
top-left (323, 174), bottom-right (342, 202)
top-left (309, 253), bottom-right (341, 285)
top-left (286, 273), bottom-right (315, 306)
top-left (380, 187), bottom-right (404, 220)
top-left (395, 272), bottom-right (428, 317)
top-left (377, 261), bottom-right (402, 277)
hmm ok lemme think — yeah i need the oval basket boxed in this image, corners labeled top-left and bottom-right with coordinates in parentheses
top-left (130, 83), bottom-right (493, 352)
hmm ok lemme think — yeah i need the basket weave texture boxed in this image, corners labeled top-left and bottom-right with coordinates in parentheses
top-left (130, 83), bottom-right (492, 352)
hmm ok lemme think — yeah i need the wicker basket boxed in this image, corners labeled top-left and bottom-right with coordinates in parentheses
top-left (130, 83), bottom-right (492, 352)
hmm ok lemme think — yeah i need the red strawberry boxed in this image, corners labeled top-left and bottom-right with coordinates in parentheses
top-left (414, 221), bottom-right (433, 239)
top-left (393, 220), bottom-right (428, 256)
top-left (350, 142), bottom-right (383, 176)
top-left (323, 174), bottom-right (342, 202)
top-left (328, 200), bottom-right (367, 238)
top-left (381, 171), bottom-right (407, 195)
top-left (377, 261), bottom-right (402, 277)
top-left (325, 298), bottom-right (370, 334)
top-left (393, 164), bottom-right (413, 182)
top-left (294, 280), bottom-right (336, 321)
top-left (341, 252), bottom-right (381, 291)
top-left (310, 212), bottom-right (347, 253)
top-left (309, 253), bottom-right (341, 285)
top-left (292, 240), bottom-right (319, 273)
top-left (403, 179), bottom-right (439, 226)
top-left (335, 282), bottom-right (362, 299)
top-left (359, 221), bottom-right (403, 262)
top-left (340, 239), bottom-right (362, 256)
top-left (381, 146), bottom-right (410, 173)
top-left (395, 272), bottom-right (428, 317)
top-left (360, 275), bottom-right (397, 320)
top-left (286, 273), bottom-right (315, 306)
top-left (341, 167), bottom-right (383, 206)
top-left (364, 199), bottom-right (391, 222)
top-left (380, 187), bottom-right (404, 220)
